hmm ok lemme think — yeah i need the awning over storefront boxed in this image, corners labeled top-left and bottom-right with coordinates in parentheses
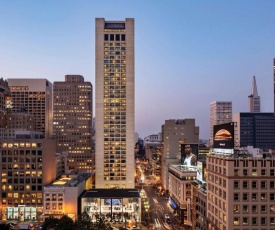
top-left (169, 197), bottom-right (178, 209)
top-left (82, 189), bottom-right (140, 199)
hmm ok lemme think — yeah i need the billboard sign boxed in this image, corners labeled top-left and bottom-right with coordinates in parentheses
top-left (181, 143), bottom-right (198, 166)
top-left (213, 122), bottom-right (234, 149)
top-left (196, 161), bottom-right (206, 182)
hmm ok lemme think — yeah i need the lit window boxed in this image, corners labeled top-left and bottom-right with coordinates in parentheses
top-left (233, 217), bottom-right (239, 225)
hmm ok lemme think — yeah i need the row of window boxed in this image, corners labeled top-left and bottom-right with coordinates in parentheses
top-left (234, 168), bottom-right (275, 176)
top-left (208, 176), bottom-right (275, 191)
top-left (233, 216), bottom-right (275, 226)
top-left (104, 51), bottom-right (126, 56)
top-left (104, 160), bottom-right (126, 164)
top-left (1, 192), bottom-right (41, 199)
top-left (2, 143), bottom-right (43, 148)
top-left (103, 151), bottom-right (126, 155)
top-left (2, 199), bottom-right (42, 205)
top-left (234, 204), bottom-right (275, 213)
top-left (234, 180), bottom-right (275, 189)
top-left (2, 184), bottom-right (42, 191)
top-left (45, 194), bottom-right (63, 199)
top-left (9, 86), bottom-right (29, 91)
top-left (2, 157), bottom-right (42, 163)
top-left (2, 174), bottom-right (42, 181)
top-left (104, 177), bottom-right (126, 181)
top-left (234, 192), bottom-right (275, 201)
top-left (45, 203), bottom-right (63, 210)
top-left (104, 34), bottom-right (126, 41)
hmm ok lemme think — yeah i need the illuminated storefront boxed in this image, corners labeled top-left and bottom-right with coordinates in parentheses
top-left (5, 206), bottom-right (40, 221)
top-left (81, 189), bottom-right (141, 226)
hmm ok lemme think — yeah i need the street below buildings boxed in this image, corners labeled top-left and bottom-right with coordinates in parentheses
top-left (142, 184), bottom-right (185, 230)
top-left (137, 161), bottom-right (185, 230)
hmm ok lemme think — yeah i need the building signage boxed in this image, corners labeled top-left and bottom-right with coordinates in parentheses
top-left (213, 122), bottom-right (234, 149)
top-left (181, 143), bottom-right (198, 166)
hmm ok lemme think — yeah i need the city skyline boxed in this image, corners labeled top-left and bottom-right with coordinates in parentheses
top-left (1, 1), bottom-right (275, 139)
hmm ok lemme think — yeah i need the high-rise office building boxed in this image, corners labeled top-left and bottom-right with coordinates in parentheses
top-left (233, 112), bottom-right (275, 149)
top-left (95, 18), bottom-right (135, 189)
top-left (0, 78), bottom-right (9, 139)
top-left (7, 79), bottom-right (53, 138)
top-left (248, 76), bottom-right (260, 112)
top-left (53, 75), bottom-right (93, 172)
top-left (210, 101), bottom-right (232, 147)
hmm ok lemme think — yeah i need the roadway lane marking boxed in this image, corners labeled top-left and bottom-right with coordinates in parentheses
top-left (159, 204), bottom-right (164, 210)
top-left (153, 198), bottom-right (158, 204)
top-left (155, 218), bottom-right (162, 228)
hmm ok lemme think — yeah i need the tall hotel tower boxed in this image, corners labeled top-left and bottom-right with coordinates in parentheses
top-left (53, 75), bottom-right (93, 172)
top-left (274, 58), bottom-right (275, 114)
top-left (95, 18), bottom-right (135, 189)
top-left (210, 101), bottom-right (232, 147)
top-left (248, 76), bottom-right (260, 112)
top-left (7, 79), bottom-right (53, 138)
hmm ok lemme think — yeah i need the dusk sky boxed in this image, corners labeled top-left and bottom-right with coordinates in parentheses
top-left (1, 1), bottom-right (275, 139)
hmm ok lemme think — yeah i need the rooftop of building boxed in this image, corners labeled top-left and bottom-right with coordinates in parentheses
top-left (208, 150), bottom-right (275, 160)
top-left (44, 171), bottom-right (92, 188)
top-left (190, 180), bottom-right (207, 195)
top-left (170, 164), bottom-right (197, 173)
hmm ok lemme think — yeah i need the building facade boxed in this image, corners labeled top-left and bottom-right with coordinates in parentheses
top-left (53, 75), bottom-right (93, 172)
top-left (43, 172), bottom-right (92, 221)
top-left (210, 101), bottom-right (232, 147)
top-left (273, 58), bottom-right (275, 115)
top-left (5, 112), bottom-right (35, 139)
top-left (144, 142), bottom-right (161, 178)
top-left (207, 154), bottom-right (275, 230)
top-left (81, 189), bottom-right (141, 224)
top-left (168, 165), bottom-right (197, 225)
top-left (161, 119), bottom-right (199, 193)
top-left (144, 133), bottom-right (162, 143)
top-left (0, 78), bottom-right (10, 139)
top-left (233, 112), bottom-right (275, 149)
top-left (0, 136), bottom-right (56, 221)
top-left (95, 18), bottom-right (135, 189)
top-left (7, 79), bottom-right (53, 138)
top-left (191, 181), bottom-right (207, 230)
top-left (248, 76), bottom-right (260, 112)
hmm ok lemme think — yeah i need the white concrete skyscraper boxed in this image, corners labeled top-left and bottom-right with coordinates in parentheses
top-left (248, 75), bottom-right (260, 112)
top-left (95, 18), bottom-right (135, 189)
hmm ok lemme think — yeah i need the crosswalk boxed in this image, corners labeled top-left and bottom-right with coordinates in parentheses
top-left (153, 198), bottom-right (165, 210)
top-left (154, 218), bottom-right (162, 228)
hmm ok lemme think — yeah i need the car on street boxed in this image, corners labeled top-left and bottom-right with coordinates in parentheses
top-left (164, 214), bottom-right (171, 224)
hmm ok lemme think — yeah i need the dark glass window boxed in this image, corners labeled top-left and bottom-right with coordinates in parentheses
top-left (104, 34), bottom-right (108, 41)
top-left (121, 34), bottom-right (125, 41)
top-left (116, 34), bottom-right (120, 41)
top-left (110, 34), bottom-right (114, 41)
